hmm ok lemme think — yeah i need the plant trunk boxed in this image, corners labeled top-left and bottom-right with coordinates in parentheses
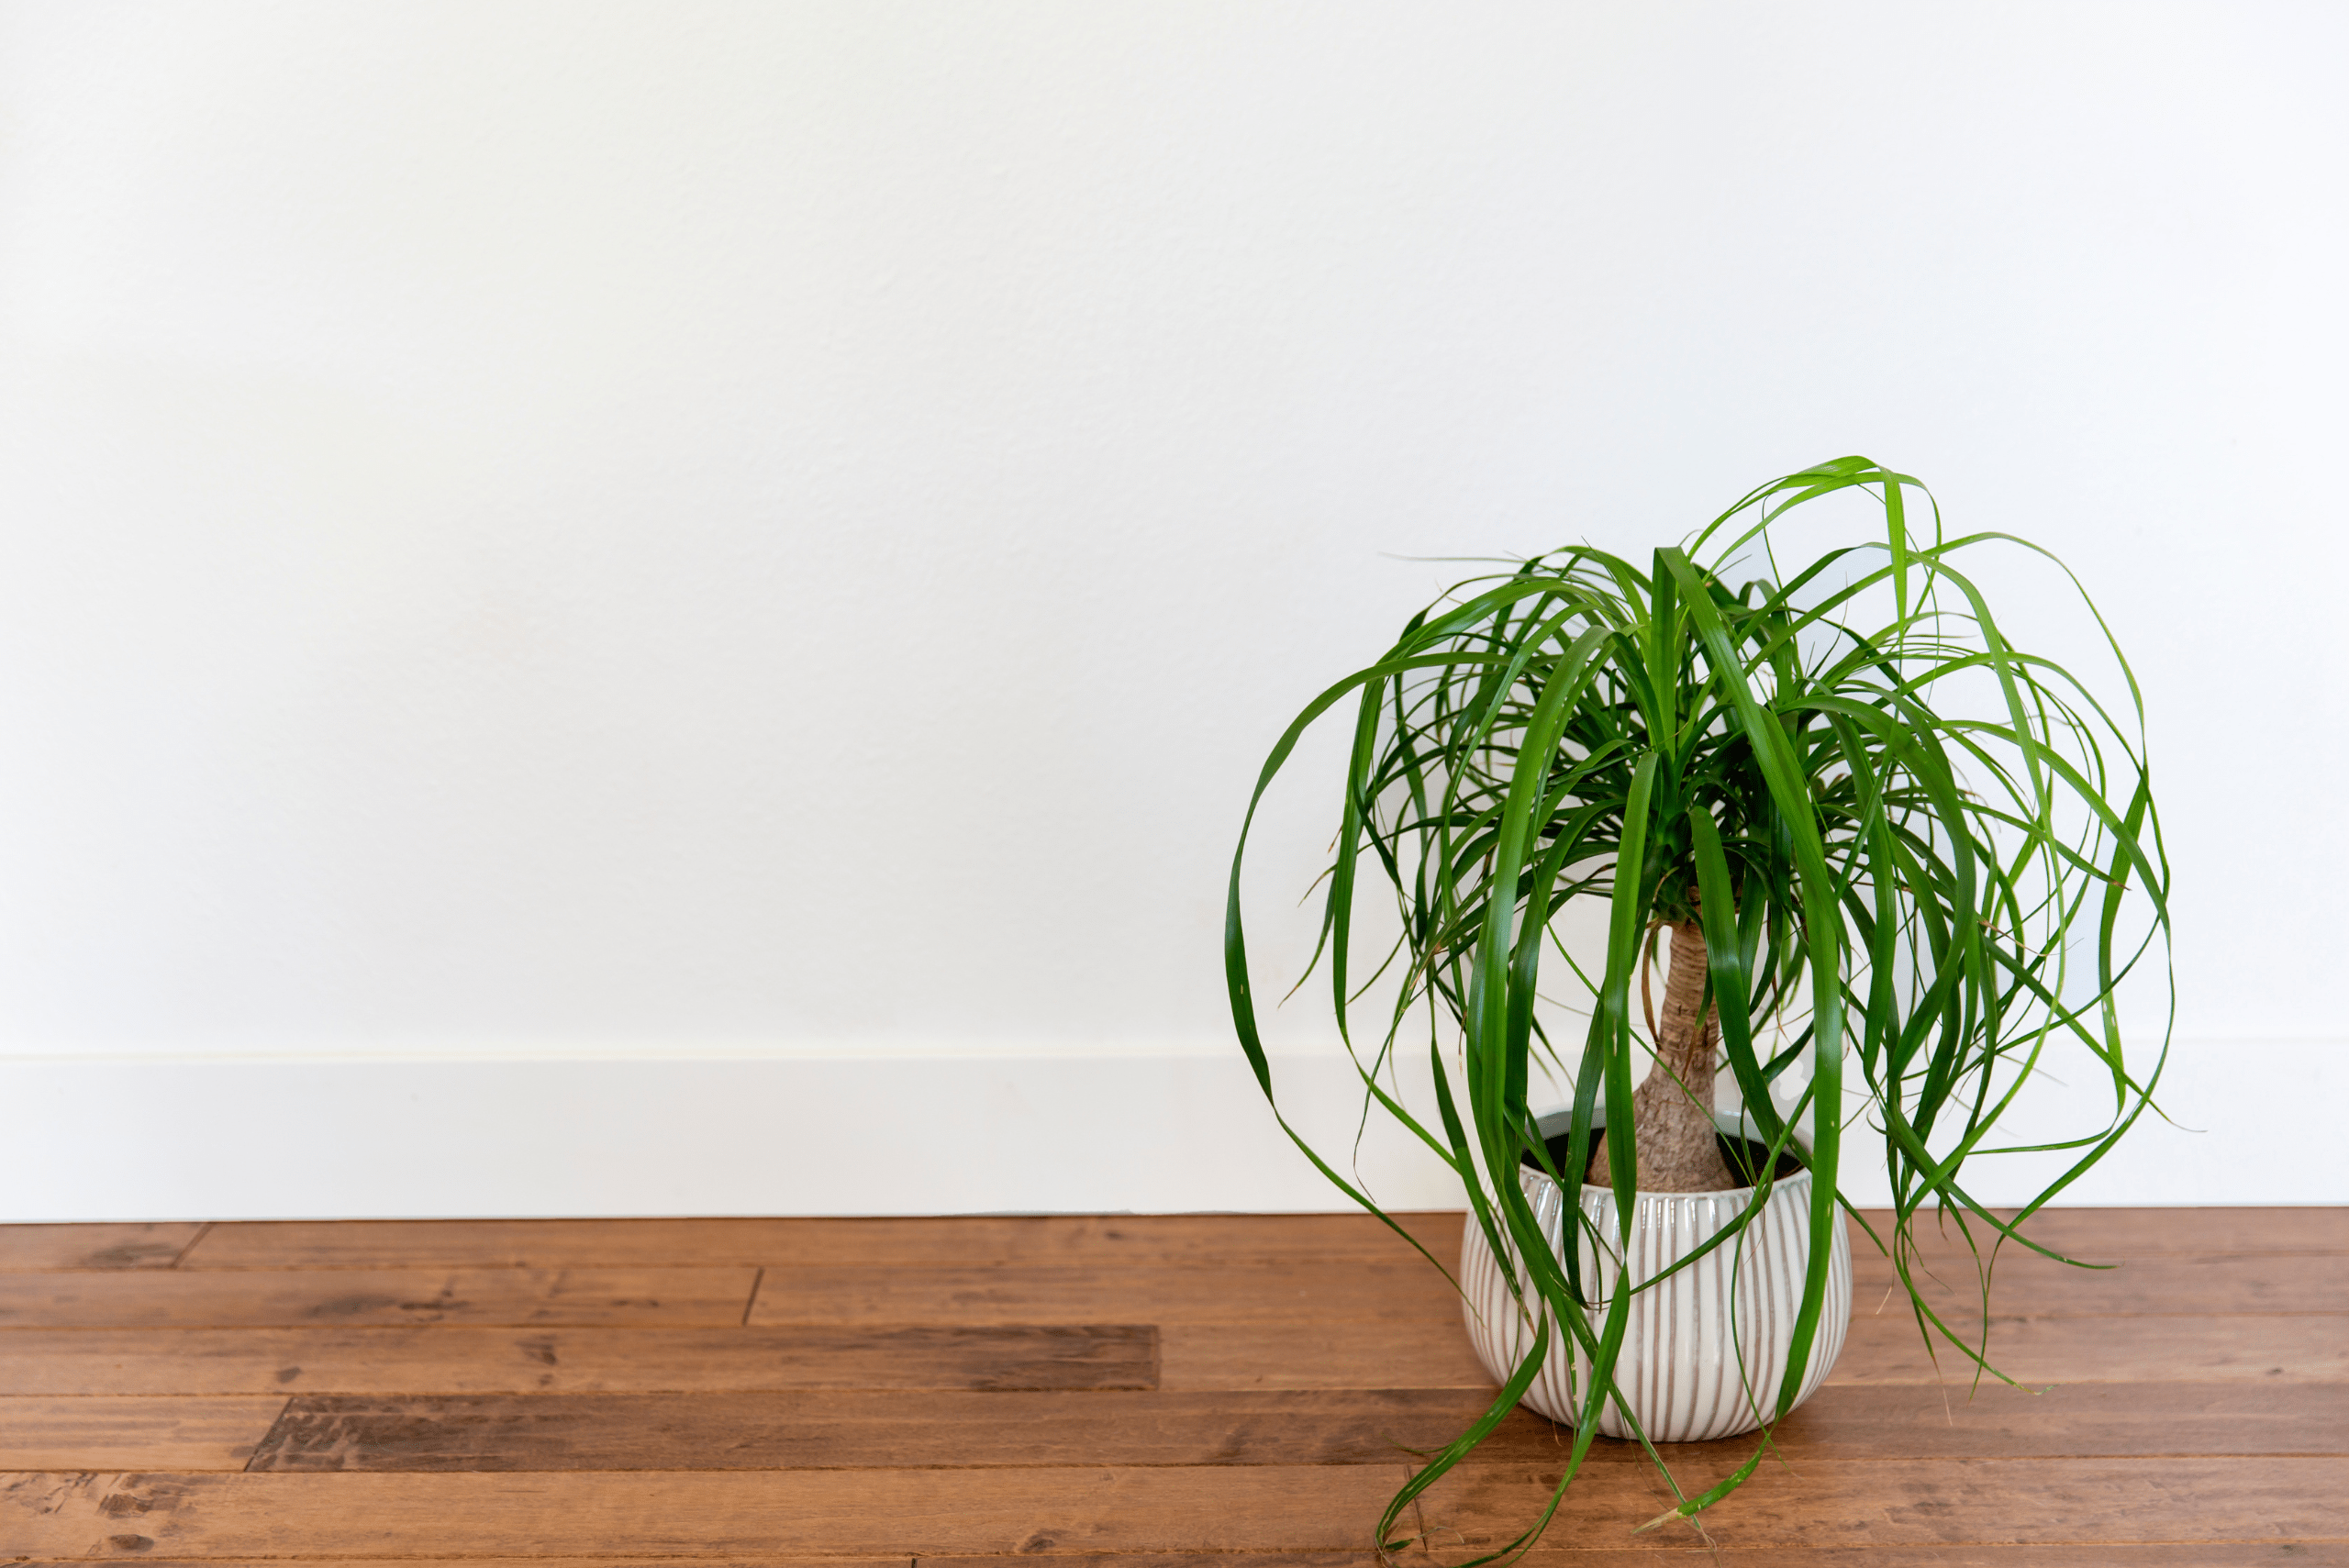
top-left (1588, 920), bottom-right (1736, 1193)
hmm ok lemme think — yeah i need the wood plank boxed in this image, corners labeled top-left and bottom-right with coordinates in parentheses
top-left (1849, 1249), bottom-right (2349, 1315)
top-left (22, 1554), bottom-right (2321, 1568)
top-left (1831, 1311), bottom-right (2349, 1385)
top-left (932, 1552), bottom-right (2329, 1568)
top-left (1490, 1552), bottom-right (2331, 1566)
top-left (0, 1466), bottom-right (1411, 1555)
top-left (1408, 1456), bottom-right (2349, 1555)
top-left (1472, 1381), bottom-right (2349, 1464)
top-left (91, 1249), bottom-right (2286, 1336)
top-left (78, 1306), bottom-right (2277, 1403)
top-left (1162, 1320), bottom-right (1495, 1391)
top-left (14, 1462), bottom-right (2337, 1558)
top-left (0, 1266), bottom-right (757, 1328)
top-left (178, 1213), bottom-right (1468, 1270)
top-left (940, 1549), bottom-right (2330, 1558)
top-left (1851, 1207), bottom-right (2349, 1259)
top-left (235, 1379), bottom-right (2349, 1473)
top-left (0, 1396), bottom-right (284, 1470)
top-left (1159, 1311), bottom-right (2349, 1391)
top-left (15, 1562), bottom-right (910, 1568)
top-left (745, 1260), bottom-right (1454, 1326)
top-left (0, 1324), bottom-right (1157, 1395)
top-left (243, 1388), bottom-right (1498, 1471)
top-left (0, 1223), bottom-right (206, 1272)
top-left (17, 1562), bottom-right (910, 1568)
top-left (163, 1208), bottom-right (2349, 1273)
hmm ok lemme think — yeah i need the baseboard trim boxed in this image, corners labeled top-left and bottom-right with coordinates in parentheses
top-left (0, 1051), bottom-right (1460, 1221)
top-left (2, 1040), bottom-right (2332, 1220)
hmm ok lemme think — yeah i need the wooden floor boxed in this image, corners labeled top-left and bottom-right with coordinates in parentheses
top-left (1, 1209), bottom-right (2343, 1564)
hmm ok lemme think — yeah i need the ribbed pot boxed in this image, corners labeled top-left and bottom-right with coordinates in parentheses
top-left (1459, 1111), bottom-right (1852, 1443)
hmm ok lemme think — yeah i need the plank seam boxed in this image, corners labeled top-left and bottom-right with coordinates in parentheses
top-left (241, 1395), bottom-right (298, 1473)
top-left (170, 1223), bottom-right (214, 1269)
top-left (741, 1266), bottom-right (764, 1328)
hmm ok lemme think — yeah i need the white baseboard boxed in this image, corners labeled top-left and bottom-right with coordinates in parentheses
top-left (2, 1040), bottom-right (2334, 1220)
top-left (0, 1050), bottom-right (1461, 1221)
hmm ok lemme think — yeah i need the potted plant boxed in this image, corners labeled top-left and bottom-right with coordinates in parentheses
top-left (1224, 457), bottom-right (2169, 1554)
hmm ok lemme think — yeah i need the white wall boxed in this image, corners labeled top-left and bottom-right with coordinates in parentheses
top-left (2, 2), bottom-right (2343, 1218)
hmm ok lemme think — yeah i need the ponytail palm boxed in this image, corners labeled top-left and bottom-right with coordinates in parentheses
top-left (1223, 457), bottom-right (2170, 1553)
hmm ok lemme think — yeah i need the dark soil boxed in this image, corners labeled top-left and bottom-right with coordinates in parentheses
top-left (1524, 1129), bottom-right (1806, 1189)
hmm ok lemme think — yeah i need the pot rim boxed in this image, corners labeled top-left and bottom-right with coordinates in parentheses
top-left (1523, 1106), bottom-right (1813, 1201)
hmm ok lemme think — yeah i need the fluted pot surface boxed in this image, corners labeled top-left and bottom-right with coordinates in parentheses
top-left (1459, 1118), bottom-right (1852, 1444)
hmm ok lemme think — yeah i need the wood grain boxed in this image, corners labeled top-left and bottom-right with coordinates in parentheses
top-left (243, 1389), bottom-right (1518, 1473)
top-left (15, 1562), bottom-right (911, 1568)
top-left (11, 1555), bottom-right (2321, 1568)
top-left (0, 1397), bottom-right (284, 1470)
top-left (178, 1214), bottom-right (1467, 1271)
top-left (1488, 1553), bottom-right (2334, 1567)
top-left (0, 1324), bottom-right (1157, 1396)
top-left (1160, 1320), bottom-right (1494, 1391)
top-left (0, 1224), bottom-right (206, 1272)
top-left (12, 1562), bottom-right (911, 1568)
top-left (926, 1552), bottom-right (2331, 1568)
top-left (1848, 1250), bottom-right (2349, 1315)
top-left (0, 1467), bottom-right (1412, 1556)
top-left (20, 1312), bottom-right (2334, 1403)
top-left (1160, 1311), bottom-right (2349, 1391)
top-left (1849, 1207), bottom-right (2349, 1260)
top-left (1542, 1556), bottom-right (2332, 1568)
top-left (946, 1555), bottom-right (2342, 1568)
top-left (746, 1261), bottom-right (1454, 1326)
top-left (163, 1209), bottom-right (2349, 1273)
top-left (4, 1210), bottom-right (2342, 1562)
top-left (1408, 1456), bottom-right (2349, 1554)
top-left (19, 1460), bottom-right (2333, 1559)
top-left (1499, 1380), bottom-right (2349, 1463)
top-left (1828, 1310), bottom-right (2349, 1385)
top-left (0, 1266), bottom-right (757, 1329)
top-left (236, 1379), bottom-right (2349, 1473)
top-left (19, 1251), bottom-right (2320, 1335)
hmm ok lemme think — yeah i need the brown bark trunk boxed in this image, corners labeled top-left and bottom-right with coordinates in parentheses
top-left (1587, 920), bottom-right (1736, 1193)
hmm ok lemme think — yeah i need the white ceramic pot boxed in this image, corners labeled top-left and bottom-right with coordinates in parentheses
top-left (1458, 1109), bottom-right (1852, 1443)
